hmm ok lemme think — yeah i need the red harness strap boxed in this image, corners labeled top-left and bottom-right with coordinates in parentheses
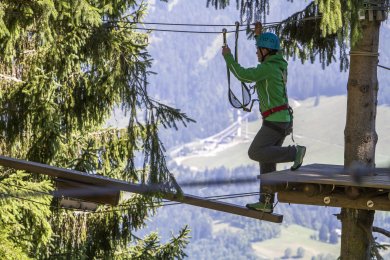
top-left (261, 104), bottom-right (290, 118)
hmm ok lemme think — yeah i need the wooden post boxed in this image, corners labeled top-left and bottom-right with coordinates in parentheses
top-left (342, 12), bottom-right (381, 258)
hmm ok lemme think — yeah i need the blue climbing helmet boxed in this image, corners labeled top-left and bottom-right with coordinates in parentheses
top-left (256, 32), bottom-right (280, 51)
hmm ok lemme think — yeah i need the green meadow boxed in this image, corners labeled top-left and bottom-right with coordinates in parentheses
top-left (171, 95), bottom-right (390, 171)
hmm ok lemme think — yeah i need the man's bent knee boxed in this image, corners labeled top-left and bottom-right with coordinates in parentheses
top-left (248, 146), bottom-right (268, 162)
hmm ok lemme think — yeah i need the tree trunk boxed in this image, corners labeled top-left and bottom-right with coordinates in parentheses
top-left (341, 18), bottom-right (381, 259)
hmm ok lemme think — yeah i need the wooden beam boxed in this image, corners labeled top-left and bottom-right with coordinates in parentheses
top-left (278, 191), bottom-right (390, 211)
top-left (0, 155), bottom-right (282, 223)
top-left (165, 193), bottom-right (283, 223)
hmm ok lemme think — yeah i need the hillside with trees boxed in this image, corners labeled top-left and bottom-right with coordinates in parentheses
top-left (141, 0), bottom-right (390, 259)
top-left (144, 0), bottom-right (390, 149)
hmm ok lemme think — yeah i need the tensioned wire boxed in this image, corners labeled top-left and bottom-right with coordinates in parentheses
top-left (0, 190), bottom-right (261, 213)
top-left (0, 182), bottom-right (261, 214)
top-left (378, 64), bottom-right (390, 70)
top-left (8, 13), bottom-right (390, 70)
top-left (0, 182), bottom-right (96, 213)
top-left (104, 17), bottom-right (390, 70)
top-left (106, 15), bottom-right (323, 34)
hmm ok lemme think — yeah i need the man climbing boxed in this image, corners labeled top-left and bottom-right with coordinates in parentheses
top-left (221, 22), bottom-right (306, 213)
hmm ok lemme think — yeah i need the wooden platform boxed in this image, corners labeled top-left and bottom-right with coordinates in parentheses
top-left (260, 164), bottom-right (390, 189)
top-left (0, 155), bottom-right (282, 223)
top-left (260, 164), bottom-right (390, 211)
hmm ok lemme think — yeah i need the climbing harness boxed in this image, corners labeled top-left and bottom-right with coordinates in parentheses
top-left (261, 103), bottom-right (290, 118)
top-left (222, 22), bottom-right (257, 112)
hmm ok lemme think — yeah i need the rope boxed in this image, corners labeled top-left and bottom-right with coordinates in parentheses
top-left (349, 51), bottom-right (380, 57)
top-left (224, 22), bottom-right (253, 111)
top-left (349, 51), bottom-right (390, 71)
top-left (234, 22), bottom-right (252, 110)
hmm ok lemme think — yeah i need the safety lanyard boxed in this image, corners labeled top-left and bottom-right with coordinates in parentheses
top-left (223, 22), bottom-right (257, 112)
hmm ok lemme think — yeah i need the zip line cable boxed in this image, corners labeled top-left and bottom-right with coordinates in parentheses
top-left (131, 27), bottom-right (247, 34)
top-left (105, 15), bottom-right (323, 34)
top-left (0, 175), bottom-right (261, 199)
top-left (107, 14), bottom-right (325, 28)
top-left (160, 192), bottom-right (260, 207)
top-left (0, 189), bottom-right (260, 213)
top-left (378, 64), bottom-right (390, 70)
top-left (98, 191), bottom-right (261, 212)
top-left (105, 21), bottom-right (247, 27)
top-left (104, 20), bottom-right (285, 27)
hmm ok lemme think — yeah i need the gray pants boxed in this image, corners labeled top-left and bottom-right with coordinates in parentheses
top-left (248, 121), bottom-right (296, 203)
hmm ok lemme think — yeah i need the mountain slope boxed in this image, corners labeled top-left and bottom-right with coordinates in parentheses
top-left (170, 95), bottom-right (390, 170)
top-left (143, 0), bottom-right (390, 149)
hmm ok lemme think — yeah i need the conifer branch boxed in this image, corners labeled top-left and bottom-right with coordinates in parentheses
top-left (373, 226), bottom-right (390, 238)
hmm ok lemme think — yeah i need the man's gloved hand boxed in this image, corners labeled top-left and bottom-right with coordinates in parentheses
top-left (255, 22), bottom-right (262, 36)
top-left (222, 45), bottom-right (231, 56)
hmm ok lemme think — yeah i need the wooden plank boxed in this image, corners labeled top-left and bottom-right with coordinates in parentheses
top-left (166, 193), bottom-right (283, 223)
top-left (278, 191), bottom-right (390, 211)
top-left (0, 155), bottom-right (282, 223)
top-left (261, 164), bottom-right (390, 190)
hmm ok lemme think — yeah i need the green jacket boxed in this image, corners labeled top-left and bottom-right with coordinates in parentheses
top-left (223, 52), bottom-right (291, 122)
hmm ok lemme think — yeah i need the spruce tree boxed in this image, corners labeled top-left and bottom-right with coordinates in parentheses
top-left (209, 0), bottom-right (389, 258)
top-left (0, 0), bottom-right (191, 258)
